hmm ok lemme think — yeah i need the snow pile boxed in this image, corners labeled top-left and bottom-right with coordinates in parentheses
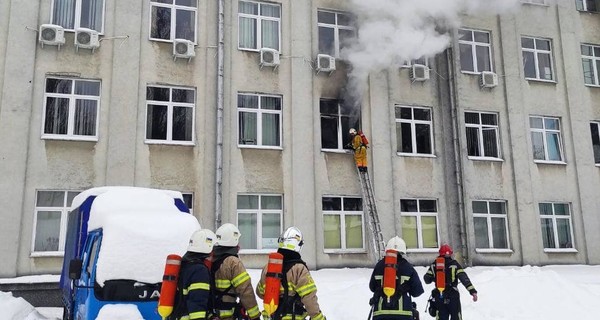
top-left (73, 187), bottom-right (201, 286)
top-left (95, 304), bottom-right (144, 320)
top-left (0, 291), bottom-right (49, 320)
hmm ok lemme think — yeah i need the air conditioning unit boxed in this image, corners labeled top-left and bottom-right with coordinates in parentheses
top-left (173, 39), bottom-right (195, 60)
top-left (75, 28), bottom-right (100, 51)
top-left (39, 24), bottom-right (65, 48)
top-left (316, 54), bottom-right (336, 73)
top-left (480, 71), bottom-right (498, 88)
top-left (410, 64), bottom-right (429, 81)
top-left (260, 47), bottom-right (280, 68)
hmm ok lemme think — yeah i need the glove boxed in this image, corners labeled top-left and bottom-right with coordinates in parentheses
top-left (471, 293), bottom-right (478, 302)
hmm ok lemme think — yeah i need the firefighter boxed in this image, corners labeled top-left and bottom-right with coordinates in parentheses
top-left (349, 128), bottom-right (368, 172)
top-left (169, 229), bottom-right (215, 320)
top-left (212, 223), bottom-right (261, 320)
top-left (423, 244), bottom-right (478, 320)
top-left (369, 236), bottom-right (424, 320)
top-left (256, 227), bottom-right (326, 320)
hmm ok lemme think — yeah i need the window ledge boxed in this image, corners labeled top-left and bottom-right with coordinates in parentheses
top-left (525, 78), bottom-right (557, 84)
top-left (584, 84), bottom-right (600, 88)
top-left (577, 10), bottom-right (600, 14)
top-left (30, 252), bottom-right (64, 258)
top-left (521, 3), bottom-right (550, 7)
top-left (239, 47), bottom-right (281, 53)
top-left (461, 71), bottom-right (489, 75)
top-left (543, 248), bottom-right (578, 253)
top-left (63, 29), bottom-right (105, 36)
top-left (145, 140), bottom-right (195, 146)
top-left (407, 248), bottom-right (439, 254)
top-left (596, 164), bottom-right (600, 167)
top-left (322, 149), bottom-right (353, 154)
top-left (239, 249), bottom-right (277, 255)
top-left (397, 153), bottom-right (436, 158)
top-left (475, 248), bottom-right (513, 254)
top-left (42, 135), bottom-right (98, 142)
top-left (468, 156), bottom-right (504, 162)
top-left (324, 249), bottom-right (367, 254)
top-left (533, 160), bottom-right (567, 165)
top-left (239, 145), bottom-right (283, 151)
top-left (150, 38), bottom-right (197, 45)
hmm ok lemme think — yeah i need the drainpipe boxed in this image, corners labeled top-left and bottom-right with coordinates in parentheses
top-left (446, 47), bottom-right (470, 265)
top-left (215, 0), bottom-right (225, 230)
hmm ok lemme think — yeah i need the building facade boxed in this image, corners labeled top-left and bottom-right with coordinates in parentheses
top-left (0, 0), bottom-right (599, 278)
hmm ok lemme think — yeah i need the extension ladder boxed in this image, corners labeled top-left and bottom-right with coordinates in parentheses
top-left (357, 168), bottom-right (386, 261)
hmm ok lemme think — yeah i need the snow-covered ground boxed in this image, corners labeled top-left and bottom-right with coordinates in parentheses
top-left (2, 264), bottom-right (599, 319)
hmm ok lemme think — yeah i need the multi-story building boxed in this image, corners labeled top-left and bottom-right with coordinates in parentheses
top-left (0, 0), bottom-right (599, 278)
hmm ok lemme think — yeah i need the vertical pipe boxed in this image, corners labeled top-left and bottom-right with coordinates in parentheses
top-left (215, 0), bottom-right (225, 230)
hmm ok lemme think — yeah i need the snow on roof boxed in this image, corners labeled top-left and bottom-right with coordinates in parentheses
top-left (76, 187), bottom-right (200, 286)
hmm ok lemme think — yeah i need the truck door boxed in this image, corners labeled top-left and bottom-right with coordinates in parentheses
top-left (74, 230), bottom-right (101, 319)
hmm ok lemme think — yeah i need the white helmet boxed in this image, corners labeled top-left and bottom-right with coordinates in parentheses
top-left (215, 223), bottom-right (241, 247)
top-left (349, 128), bottom-right (357, 135)
top-left (386, 236), bottom-right (407, 254)
top-left (188, 229), bottom-right (216, 254)
top-left (278, 227), bottom-right (304, 252)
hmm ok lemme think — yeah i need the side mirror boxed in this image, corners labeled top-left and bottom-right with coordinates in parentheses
top-left (69, 259), bottom-right (83, 280)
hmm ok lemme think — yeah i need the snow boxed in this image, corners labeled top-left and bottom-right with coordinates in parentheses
top-left (96, 304), bottom-right (143, 320)
top-left (4, 264), bottom-right (600, 319)
top-left (74, 187), bottom-right (201, 286)
top-left (0, 275), bottom-right (60, 284)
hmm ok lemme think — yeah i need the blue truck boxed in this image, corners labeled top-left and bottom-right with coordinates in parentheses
top-left (59, 187), bottom-right (200, 320)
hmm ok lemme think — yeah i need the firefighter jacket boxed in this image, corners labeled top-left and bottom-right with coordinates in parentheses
top-left (212, 246), bottom-right (261, 320)
top-left (423, 256), bottom-right (477, 296)
top-left (369, 256), bottom-right (424, 319)
top-left (351, 134), bottom-right (368, 167)
top-left (170, 252), bottom-right (211, 320)
top-left (256, 249), bottom-right (325, 320)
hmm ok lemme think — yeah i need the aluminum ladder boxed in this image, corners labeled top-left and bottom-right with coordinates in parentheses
top-left (357, 168), bottom-right (386, 261)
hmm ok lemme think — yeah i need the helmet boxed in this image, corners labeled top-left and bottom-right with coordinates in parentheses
top-left (215, 223), bottom-right (241, 247)
top-left (439, 244), bottom-right (453, 256)
top-left (349, 128), bottom-right (357, 135)
top-left (188, 229), bottom-right (216, 254)
top-left (385, 236), bottom-right (407, 254)
top-left (278, 227), bottom-right (304, 252)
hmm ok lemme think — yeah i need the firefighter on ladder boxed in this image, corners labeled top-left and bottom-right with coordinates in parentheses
top-left (349, 128), bottom-right (368, 172)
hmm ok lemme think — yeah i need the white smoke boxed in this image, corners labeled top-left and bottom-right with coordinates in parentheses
top-left (341, 0), bottom-right (521, 104)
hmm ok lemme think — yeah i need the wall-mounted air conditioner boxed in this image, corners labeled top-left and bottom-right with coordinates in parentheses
top-left (75, 28), bottom-right (100, 51)
top-left (39, 24), bottom-right (65, 48)
top-left (480, 71), bottom-right (498, 88)
top-left (173, 39), bottom-right (195, 60)
top-left (410, 64), bottom-right (429, 81)
top-left (260, 47), bottom-right (280, 68)
top-left (316, 54), bottom-right (336, 73)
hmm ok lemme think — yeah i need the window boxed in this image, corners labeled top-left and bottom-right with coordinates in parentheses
top-left (458, 29), bottom-right (492, 73)
top-left (182, 193), bottom-right (193, 214)
top-left (576, 0), bottom-right (599, 12)
top-left (42, 77), bottom-right (101, 140)
top-left (582, 44), bottom-right (600, 86)
top-left (51, 0), bottom-right (105, 32)
top-left (400, 199), bottom-right (439, 250)
top-left (530, 116), bottom-right (564, 162)
top-left (591, 122), bottom-right (600, 164)
top-left (521, 0), bottom-right (546, 4)
top-left (395, 106), bottom-right (433, 155)
top-left (472, 200), bottom-right (509, 249)
top-left (402, 57), bottom-right (429, 68)
top-left (32, 190), bottom-right (80, 254)
top-left (150, 0), bottom-right (197, 42)
top-left (539, 203), bottom-right (574, 249)
top-left (323, 196), bottom-right (364, 251)
top-left (238, 0), bottom-right (281, 51)
top-left (465, 112), bottom-right (500, 159)
top-left (320, 99), bottom-right (359, 150)
top-left (146, 85), bottom-right (195, 144)
top-left (522, 37), bottom-right (554, 81)
top-left (238, 93), bottom-right (282, 148)
top-left (237, 194), bottom-right (282, 251)
top-left (317, 10), bottom-right (356, 58)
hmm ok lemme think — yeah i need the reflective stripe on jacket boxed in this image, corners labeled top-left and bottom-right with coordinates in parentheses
top-left (213, 255), bottom-right (260, 319)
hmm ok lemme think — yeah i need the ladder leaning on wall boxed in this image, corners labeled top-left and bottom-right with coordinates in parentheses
top-left (357, 167), bottom-right (386, 262)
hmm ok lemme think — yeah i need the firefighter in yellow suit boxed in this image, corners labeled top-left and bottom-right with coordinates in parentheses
top-left (349, 128), bottom-right (368, 172)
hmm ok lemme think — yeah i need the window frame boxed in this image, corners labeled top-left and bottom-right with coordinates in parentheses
top-left (237, 92), bottom-right (283, 149)
top-left (317, 9), bottom-right (356, 58)
top-left (458, 28), bottom-right (493, 74)
top-left (539, 202), bottom-right (576, 251)
top-left (529, 115), bottom-right (565, 164)
top-left (400, 198), bottom-right (440, 252)
top-left (520, 0), bottom-right (546, 5)
top-left (521, 36), bottom-right (555, 82)
top-left (41, 77), bottom-right (101, 141)
top-left (576, 0), bottom-right (599, 12)
top-left (472, 200), bottom-right (511, 251)
top-left (237, 0), bottom-right (282, 52)
top-left (149, 0), bottom-right (198, 43)
top-left (591, 121), bottom-right (600, 166)
top-left (31, 190), bottom-right (80, 257)
top-left (465, 111), bottom-right (502, 160)
top-left (395, 105), bottom-right (435, 157)
top-left (145, 84), bottom-right (196, 146)
top-left (320, 99), bottom-right (359, 152)
top-left (581, 44), bottom-right (600, 87)
top-left (237, 194), bottom-right (283, 253)
top-left (402, 57), bottom-right (429, 68)
top-left (322, 196), bottom-right (365, 253)
top-left (50, 0), bottom-right (106, 34)
top-left (181, 192), bottom-right (194, 214)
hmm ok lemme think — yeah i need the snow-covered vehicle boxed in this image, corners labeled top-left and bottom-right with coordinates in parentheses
top-left (59, 187), bottom-right (200, 320)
